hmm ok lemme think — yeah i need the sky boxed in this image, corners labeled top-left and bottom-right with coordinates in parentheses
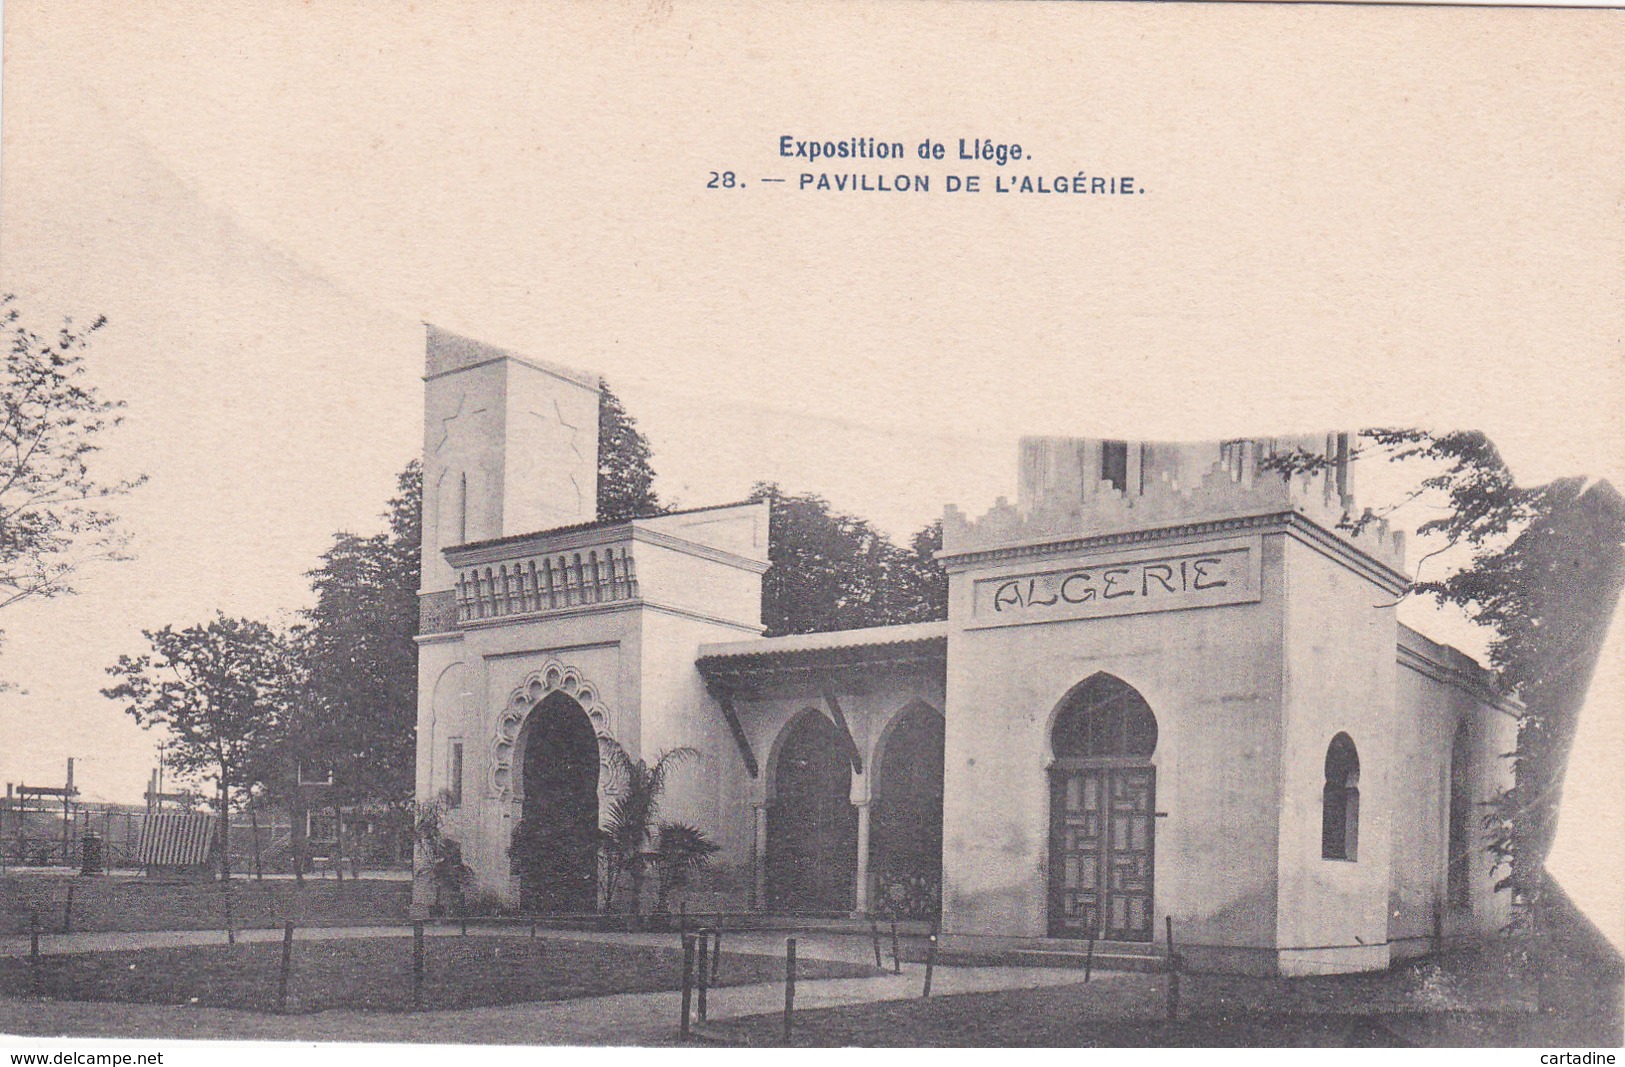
top-left (1, 2), bottom-right (1620, 942)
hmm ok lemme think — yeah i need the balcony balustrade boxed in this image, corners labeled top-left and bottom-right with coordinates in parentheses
top-left (454, 544), bottom-right (638, 623)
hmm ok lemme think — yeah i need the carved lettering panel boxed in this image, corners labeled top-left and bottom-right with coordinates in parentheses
top-left (969, 537), bottom-right (1261, 628)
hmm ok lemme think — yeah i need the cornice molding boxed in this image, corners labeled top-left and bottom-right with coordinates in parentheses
top-left (457, 599), bottom-right (642, 630)
top-left (940, 509), bottom-right (1410, 595)
top-left (1279, 515), bottom-right (1410, 595)
top-left (630, 526), bottom-right (771, 573)
top-left (443, 518), bottom-right (767, 574)
top-left (414, 631), bottom-right (465, 646)
top-left (446, 526), bottom-right (632, 568)
top-left (641, 600), bottom-right (765, 633)
top-left (1397, 644), bottom-right (1520, 718)
top-left (450, 595), bottom-right (761, 635)
top-left (938, 510), bottom-right (1288, 570)
top-left (423, 352), bottom-right (600, 394)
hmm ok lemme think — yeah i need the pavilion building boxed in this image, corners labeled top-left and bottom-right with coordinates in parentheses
top-left (414, 327), bottom-right (1515, 975)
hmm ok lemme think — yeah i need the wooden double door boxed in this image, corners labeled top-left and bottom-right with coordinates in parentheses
top-left (1048, 764), bottom-right (1155, 941)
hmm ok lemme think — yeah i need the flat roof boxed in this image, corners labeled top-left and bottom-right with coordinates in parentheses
top-left (698, 620), bottom-right (949, 662)
top-left (449, 500), bottom-right (761, 554)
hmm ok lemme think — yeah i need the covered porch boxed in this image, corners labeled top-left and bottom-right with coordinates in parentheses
top-left (696, 622), bottom-right (948, 920)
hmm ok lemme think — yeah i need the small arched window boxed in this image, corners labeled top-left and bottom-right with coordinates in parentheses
top-left (1322, 733), bottom-right (1361, 861)
top-left (1447, 721), bottom-right (1471, 907)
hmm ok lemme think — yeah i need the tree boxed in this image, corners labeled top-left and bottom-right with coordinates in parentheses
top-left (887, 520), bottom-right (949, 625)
top-left (593, 738), bottom-right (698, 913)
top-left (596, 380), bottom-right (663, 522)
top-left (1263, 430), bottom-right (1625, 927)
top-left (297, 462), bottom-right (421, 806)
top-left (0, 295), bottom-right (144, 656)
top-left (102, 615), bottom-right (296, 880)
top-left (1456, 477), bottom-right (1624, 926)
top-left (749, 482), bottom-right (946, 636)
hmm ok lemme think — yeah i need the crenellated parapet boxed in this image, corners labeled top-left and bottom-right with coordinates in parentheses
top-left (942, 436), bottom-right (1406, 573)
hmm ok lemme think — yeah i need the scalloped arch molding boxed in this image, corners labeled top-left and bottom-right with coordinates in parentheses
top-left (490, 661), bottom-right (614, 799)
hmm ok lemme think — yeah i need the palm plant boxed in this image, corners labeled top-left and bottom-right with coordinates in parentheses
top-left (597, 738), bottom-right (697, 912)
top-left (654, 822), bottom-right (721, 913)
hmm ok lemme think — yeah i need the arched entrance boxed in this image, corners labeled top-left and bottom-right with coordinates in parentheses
top-left (1047, 673), bottom-right (1158, 941)
top-left (512, 691), bottom-right (600, 912)
top-left (871, 703), bottom-right (945, 920)
top-left (767, 710), bottom-right (857, 913)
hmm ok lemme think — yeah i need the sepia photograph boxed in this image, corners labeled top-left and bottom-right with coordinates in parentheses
top-left (1, 0), bottom-right (1621, 1055)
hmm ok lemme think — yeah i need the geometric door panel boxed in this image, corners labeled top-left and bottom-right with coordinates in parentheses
top-left (1048, 767), bottom-right (1104, 939)
top-left (1104, 766), bottom-right (1155, 941)
top-left (1048, 765), bottom-right (1155, 942)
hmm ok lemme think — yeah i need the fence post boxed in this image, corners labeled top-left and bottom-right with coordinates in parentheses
top-left (783, 936), bottom-right (797, 1045)
top-left (412, 921), bottom-right (425, 1011)
top-left (30, 909), bottom-right (41, 995)
top-left (679, 933), bottom-right (695, 1039)
top-left (922, 934), bottom-right (937, 998)
top-left (62, 883), bottom-right (73, 935)
top-left (278, 922), bottom-right (295, 1013)
top-left (1085, 915), bottom-right (1097, 983)
top-left (223, 877), bottom-right (235, 945)
top-left (870, 920), bottom-right (882, 968)
top-left (711, 928), bottom-right (723, 983)
top-left (530, 921), bottom-right (537, 940)
top-left (1165, 916), bottom-right (1180, 1021)
top-left (696, 928), bottom-right (710, 1023)
top-left (890, 921), bottom-right (901, 974)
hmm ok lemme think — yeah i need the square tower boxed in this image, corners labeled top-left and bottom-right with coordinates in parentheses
top-left (419, 324), bottom-right (602, 608)
top-left (937, 435), bottom-right (1407, 974)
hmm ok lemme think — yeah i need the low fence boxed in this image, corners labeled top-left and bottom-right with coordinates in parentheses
top-left (4, 911), bottom-right (939, 1034)
top-left (1, 805), bottom-right (412, 876)
top-left (2, 807), bottom-right (148, 870)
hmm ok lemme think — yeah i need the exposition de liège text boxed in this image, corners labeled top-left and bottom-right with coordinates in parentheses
top-left (730, 135), bottom-right (1144, 195)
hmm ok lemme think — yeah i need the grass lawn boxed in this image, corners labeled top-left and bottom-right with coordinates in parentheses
top-left (0, 934), bottom-right (881, 1014)
top-left (716, 943), bottom-right (1622, 1047)
top-left (1, 875), bottom-right (411, 935)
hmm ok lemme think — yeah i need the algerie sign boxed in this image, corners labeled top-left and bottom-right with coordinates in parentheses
top-left (969, 539), bottom-right (1261, 627)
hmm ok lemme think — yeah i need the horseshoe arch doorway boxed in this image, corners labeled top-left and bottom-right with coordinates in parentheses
top-left (515, 690), bottom-right (601, 912)
top-left (1047, 674), bottom-right (1158, 942)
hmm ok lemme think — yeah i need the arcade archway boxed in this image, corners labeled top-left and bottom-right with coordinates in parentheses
top-left (766, 710), bottom-right (857, 913)
top-left (871, 703), bottom-right (945, 920)
top-left (513, 691), bottom-right (600, 912)
top-left (1047, 673), bottom-right (1158, 942)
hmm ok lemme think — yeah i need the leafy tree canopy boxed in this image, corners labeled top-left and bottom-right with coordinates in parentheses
top-left (102, 614), bottom-right (297, 876)
top-left (890, 520), bottom-right (949, 626)
top-left (0, 295), bottom-right (144, 656)
top-left (597, 380), bottom-right (663, 522)
top-left (748, 482), bottom-right (945, 636)
top-left (295, 461), bottom-right (422, 804)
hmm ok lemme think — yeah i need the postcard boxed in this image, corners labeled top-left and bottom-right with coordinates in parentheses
top-left (1, 1), bottom-right (1620, 1058)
